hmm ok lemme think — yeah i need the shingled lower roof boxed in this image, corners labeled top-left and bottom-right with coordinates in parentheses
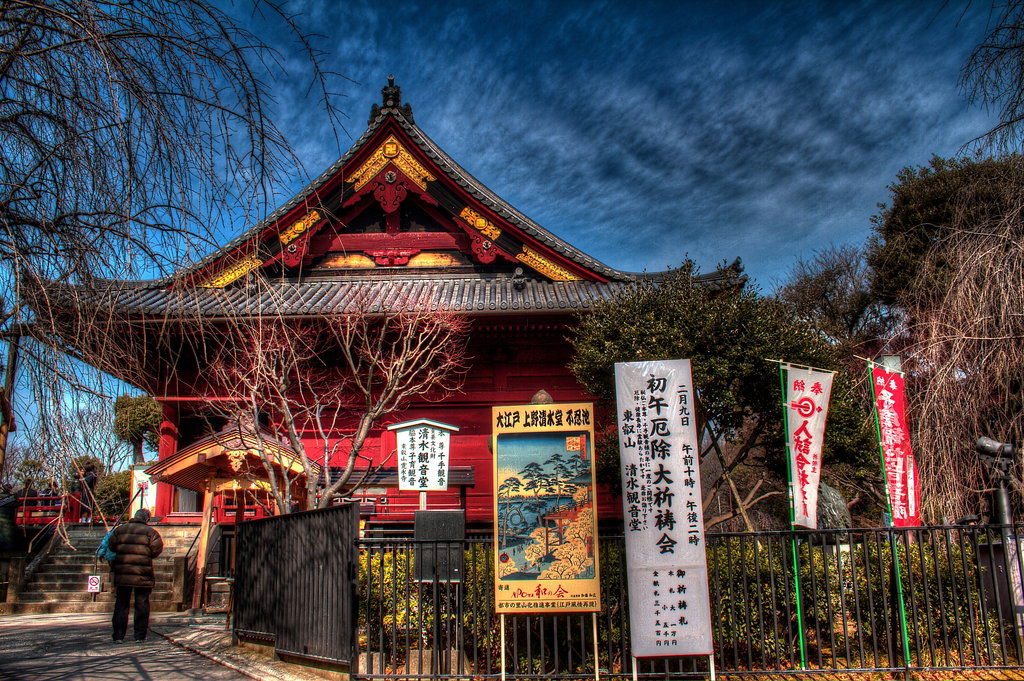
top-left (43, 277), bottom-right (632, 318)
top-left (41, 259), bottom-right (740, 319)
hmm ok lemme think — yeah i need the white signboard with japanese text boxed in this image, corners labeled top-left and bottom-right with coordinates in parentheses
top-left (615, 359), bottom-right (712, 657)
top-left (390, 420), bottom-right (458, 492)
top-left (87, 575), bottom-right (101, 593)
top-left (783, 364), bottom-right (835, 529)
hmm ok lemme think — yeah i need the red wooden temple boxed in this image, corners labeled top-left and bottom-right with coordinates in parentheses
top-left (28, 78), bottom-right (743, 534)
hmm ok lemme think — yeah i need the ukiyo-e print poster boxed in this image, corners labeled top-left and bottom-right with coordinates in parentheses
top-left (615, 360), bottom-right (712, 657)
top-left (492, 402), bottom-right (601, 613)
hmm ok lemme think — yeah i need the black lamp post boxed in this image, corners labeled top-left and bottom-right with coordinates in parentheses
top-left (977, 436), bottom-right (1016, 526)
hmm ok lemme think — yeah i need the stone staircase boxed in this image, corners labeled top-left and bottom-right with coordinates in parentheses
top-left (3, 523), bottom-right (200, 614)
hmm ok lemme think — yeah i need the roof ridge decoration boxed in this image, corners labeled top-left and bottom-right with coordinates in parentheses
top-left (369, 75), bottom-right (414, 126)
top-left (348, 135), bottom-right (434, 192)
top-left (108, 77), bottom-right (743, 291)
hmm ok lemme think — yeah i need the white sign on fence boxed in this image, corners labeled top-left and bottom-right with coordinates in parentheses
top-left (615, 359), bottom-right (712, 657)
top-left (87, 575), bottom-right (101, 593)
top-left (388, 419), bottom-right (459, 492)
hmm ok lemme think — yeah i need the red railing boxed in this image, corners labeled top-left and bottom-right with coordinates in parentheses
top-left (213, 498), bottom-right (272, 524)
top-left (13, 494), bottom-right (85, 525)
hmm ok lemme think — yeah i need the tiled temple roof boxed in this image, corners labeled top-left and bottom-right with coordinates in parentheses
top-left (38, 263), bottom-right (742, 319)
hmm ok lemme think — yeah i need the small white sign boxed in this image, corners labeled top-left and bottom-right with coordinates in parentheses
top-left (87, 575), bottom-right (101, 593)
top-left (615, 359), bottom-right (713, 657)
top-left (388, 419), bottom-right (458, 492)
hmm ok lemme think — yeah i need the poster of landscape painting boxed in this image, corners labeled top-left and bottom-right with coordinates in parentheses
top-left (492, 402), bottom-right (601, 613)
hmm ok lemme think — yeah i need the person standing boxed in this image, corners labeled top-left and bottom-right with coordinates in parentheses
top-left (108, 508), bottom-right (164, 642)
top-left (79, 464), bottom-right (98, 524)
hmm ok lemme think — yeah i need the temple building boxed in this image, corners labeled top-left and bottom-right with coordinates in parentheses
top-left (28, 78), bottom-right (742, 535)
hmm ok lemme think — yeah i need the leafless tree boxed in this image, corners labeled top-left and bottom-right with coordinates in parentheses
top-left (963, 0), bottom-right (1024, 148)
top-left (206, 304), bottom-right (470, 511)
top-left (778, 245), bottom-right (901, 361)
top-left (0, 0), bottom-right (346, 474)
top-left (902, 196), bottom-right (1024, 521)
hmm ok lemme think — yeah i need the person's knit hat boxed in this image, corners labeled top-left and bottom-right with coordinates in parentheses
top-left (134, 508), bottom-right (151, 522)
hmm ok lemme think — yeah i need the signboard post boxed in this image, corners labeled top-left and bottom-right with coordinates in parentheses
top-left (614, 359), bottom-right (713, 672)
top-left (491, 402), bottom-right (600, 614)
top-left (389, 419), bottom-right (459, 510)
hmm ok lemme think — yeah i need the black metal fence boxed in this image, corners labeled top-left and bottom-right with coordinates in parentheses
top-left (356, 524), bottom-right (1024, 679)
top-left (234, 503), bottom-right (359, 667)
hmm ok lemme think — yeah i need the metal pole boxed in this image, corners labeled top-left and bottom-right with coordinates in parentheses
top-left (994, 480), bottom-right (1012, 526)
top-left (592, 612), bottom-right (600, 681)
top-left (708, 654), bottom-right (716, 681)
top-left (779, 362), bottom-right (808, 669)
top-left (631, 656), bottom-right (638, 681)
top-left (500, 613), bottom-right (507, 681)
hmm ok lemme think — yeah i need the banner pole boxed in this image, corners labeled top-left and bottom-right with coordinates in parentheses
top-left (867, 360), bottom-right (912, 671)
top-left (779, 362), bottom-right (808, 670)
top-left (500, 613), bottom-right (507, 681)
top-left (708, 654), bottom-right (716, 681)
top-left (592, 612), bottom-right (600, 681)
top-left (631, 656), bottom-right (638, 681)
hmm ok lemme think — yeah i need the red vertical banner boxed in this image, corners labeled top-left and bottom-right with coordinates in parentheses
top-left (870, 365), bottom-right (922, 527)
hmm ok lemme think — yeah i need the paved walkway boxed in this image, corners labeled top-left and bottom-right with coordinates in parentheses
top-left (0, 614), bottom-right (250, 680)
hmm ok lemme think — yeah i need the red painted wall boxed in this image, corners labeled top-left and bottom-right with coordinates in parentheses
top-left (156, 316), bottom-right (619, 528)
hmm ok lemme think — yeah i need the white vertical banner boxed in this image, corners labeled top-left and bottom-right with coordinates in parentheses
top-left (782, 364), bottom-right (835, 529)
top-left (615, 359), bottom-right (712, 657)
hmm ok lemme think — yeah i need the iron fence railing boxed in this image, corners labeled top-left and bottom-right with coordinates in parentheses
top-left (356, 524), bottom-right (1024, 679)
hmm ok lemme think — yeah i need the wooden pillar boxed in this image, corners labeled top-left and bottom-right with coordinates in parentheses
top-left (231, 489), bottom-right (245, 572)
top-left (154, 401), bottom-right (179, 518)
top-left (191, 477), bottom-right (216, 611)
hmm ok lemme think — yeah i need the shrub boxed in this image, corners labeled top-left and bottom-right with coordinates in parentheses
top-left (93, 470), bottom-right (131, 520)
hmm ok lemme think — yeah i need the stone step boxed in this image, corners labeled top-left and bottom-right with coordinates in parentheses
top-left (46, 554), bottom-right (183, 566)
top-left (0, 600), bottom-right (182, 615)
top-left (36, 564), bottom-right (174, 576)
top-left (15, 590), bottom-right (175, 602)
top-left (25, 577), bottom-right (176, 593)
top-left (60, 536), bottom-right (197, 547)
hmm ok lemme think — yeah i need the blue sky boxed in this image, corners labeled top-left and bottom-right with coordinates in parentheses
top-left (238, 0), bottom-right (1000, 288)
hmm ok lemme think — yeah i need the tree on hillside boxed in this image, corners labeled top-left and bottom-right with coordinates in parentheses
top-left (778, 245), bottom-right (898, 360)
top-left (0, 0), bottom-right (345, 479)
top-left (864, 156), bottom-right (1024, 519)
top-left (867, 155), bottom-right (1024, 309)
top-left (207, 306), bottom-right (469, 512)
top-left (900, 194), bottom-right (1024, 521)
top-left (112, 396), bottom-right (162, 465)
top-left (570, 265), bottom-right (877, 530)
top-left (15, 458), bottom-right (44, 493)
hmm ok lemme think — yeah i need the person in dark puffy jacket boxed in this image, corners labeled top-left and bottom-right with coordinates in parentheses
top-left (108, 508), bottom-right (164, 642)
